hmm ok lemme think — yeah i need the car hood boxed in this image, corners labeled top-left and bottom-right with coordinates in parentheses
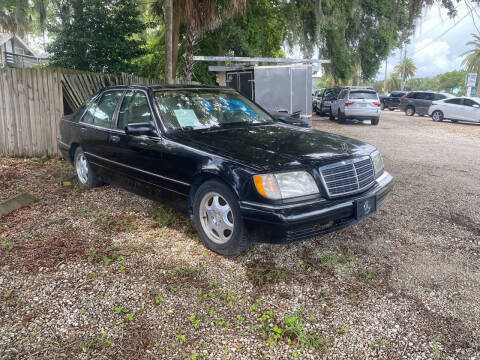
top-left (168, 123), bottom-right (376, 171)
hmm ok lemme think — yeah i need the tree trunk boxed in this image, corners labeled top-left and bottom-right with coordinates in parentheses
top-left (164, 0), bottom-right (174, 84)
top-left (183, 26), bottom-right (197, 82)
top-left (171, 8), bottom-right (181, 77)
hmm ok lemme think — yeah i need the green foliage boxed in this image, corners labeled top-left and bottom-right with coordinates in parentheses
top-left (461, 33), bottom-right (480, 74)
top-left (46, 0), bottom-right (146, 74)
top-left (193, 0), bottom-right (287, 84)
top-left (386, 73), bottom-right (402, 92)
top-left (394, 57), bottom-right (417, 83)
top-left (406, 70), bottom-right (467, 94)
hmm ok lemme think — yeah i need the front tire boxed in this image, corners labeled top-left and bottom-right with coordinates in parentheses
top-left (432, 110), bottom-right (444, 122)
top-left (338, 111), bottom-right (346, 123)
top-left (329, 111), bottom-right (335, 121)
top-left (193, 180), bottom-right (250, 255)
top-left (405, 106), bottom-right (415, 116)
top-left (74, 147), bottom-right (102, 188)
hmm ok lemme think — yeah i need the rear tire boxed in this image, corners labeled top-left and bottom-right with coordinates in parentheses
top-left (405, 106), bottom-right (415, 116)
top-left (371, 118), bottom-right (380, 126)
top-left (388, 108), bottom-right (394, 111)
top-left (193, 179), bottom-right (250, 256)
top-left (74, 147), bottom-right (102, 189)
top-left (432, 110), bottom-right (444, 122)
top-left (329, 112), bottom-right (335, 121)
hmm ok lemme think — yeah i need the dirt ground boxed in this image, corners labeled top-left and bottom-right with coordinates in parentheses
top-left (1, 110), bottom-right (479, 359)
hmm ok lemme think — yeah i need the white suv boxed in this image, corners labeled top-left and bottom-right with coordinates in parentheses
top-left (330, 87), bottom-right (382, 125)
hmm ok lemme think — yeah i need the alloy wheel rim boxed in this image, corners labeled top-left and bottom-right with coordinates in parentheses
top-left (407, 108), bottom-right (413, 116)
top-left (76, 154), bottom-right (89, 184)
top-left (199, 192), bottom-right (234, 244)
top-left (433, 112), bottom-right (441, 121)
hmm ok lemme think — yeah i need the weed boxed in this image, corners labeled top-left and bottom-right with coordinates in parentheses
top-left (283, 312), bottom-right (326, 352)
top-left (148, 204), bottom-right (180, 227)
top-left (247, 263), bottom-right (287, 286)
top-left (2, 239), bottom-right (13, 251)
top-left (177, 333), bottom-right (186, 344)
top-left (3, 290), bottom-right (12, 299)
top-left (359, 268), bottom-right (375, 284)
top-left (188, 314), bottom-right (201, 329)
top-left (348, 292), bottom-right (358, 305)
top-left (125, 313), bottom-right (134, 322)
top-left (433, 338), bottom-right (441, 360)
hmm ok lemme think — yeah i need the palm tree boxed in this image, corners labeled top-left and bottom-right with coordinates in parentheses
top-left (394, 57), bottom-right (417, 89)
top-left (152, 0), bottom-right (247, 82)
top-left (386, 73), bottom-right (402, 92)
top-left (461, 33), bottom-right (480, 74)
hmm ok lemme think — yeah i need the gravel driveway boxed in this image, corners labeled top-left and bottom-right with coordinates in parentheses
top-left (1, 110), bottom-right (479, 359)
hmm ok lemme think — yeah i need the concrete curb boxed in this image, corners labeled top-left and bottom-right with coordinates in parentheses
top-left (0, 193), bottom-right (38, 217)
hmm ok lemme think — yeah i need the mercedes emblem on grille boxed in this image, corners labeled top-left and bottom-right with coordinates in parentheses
top-left (341, 142), bottom-right (348, 153)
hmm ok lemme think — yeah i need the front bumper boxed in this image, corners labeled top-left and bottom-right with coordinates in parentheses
top-left (240, 171), bottom-right (394, 243)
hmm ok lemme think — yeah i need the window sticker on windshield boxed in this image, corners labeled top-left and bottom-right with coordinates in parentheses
top-left (174, 109), bottom-right (201, 127)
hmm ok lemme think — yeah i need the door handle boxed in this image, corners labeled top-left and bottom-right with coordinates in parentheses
top-left (80, 127), bottom-right (87, 135)
top-left (110, 135), bottom-right (120, 143)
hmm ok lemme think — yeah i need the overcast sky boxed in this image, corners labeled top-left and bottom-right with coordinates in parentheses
top-left (377, 2), bottom-right (478, 80)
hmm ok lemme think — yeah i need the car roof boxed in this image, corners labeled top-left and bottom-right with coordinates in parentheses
top-left (98, 84), bottom-right (229, 92)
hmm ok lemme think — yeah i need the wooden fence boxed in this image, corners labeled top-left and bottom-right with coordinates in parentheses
top-left (0, 67), bottom-right (161, 157)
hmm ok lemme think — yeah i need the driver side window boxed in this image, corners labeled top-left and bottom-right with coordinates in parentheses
top-left (117, 91), bottom-right (152, 130)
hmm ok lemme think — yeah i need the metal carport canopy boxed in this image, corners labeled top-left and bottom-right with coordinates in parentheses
top-left (193, 56), bottom-right (330, 64)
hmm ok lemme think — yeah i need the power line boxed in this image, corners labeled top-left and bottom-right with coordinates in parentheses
top-left (412, 12), bottom-right (469, 56)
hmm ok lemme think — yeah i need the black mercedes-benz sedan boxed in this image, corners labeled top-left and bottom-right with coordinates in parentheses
top-left (58, 85), bottom-right (393, 255)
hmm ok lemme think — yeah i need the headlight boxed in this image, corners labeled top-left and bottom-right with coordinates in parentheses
top-left (370, 150), bottom-right (384, 177)
top-left (253, 171), bottom-right (319, 200)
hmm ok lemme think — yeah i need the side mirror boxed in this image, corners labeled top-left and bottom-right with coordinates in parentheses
top-left (473, 104), bottom-right (479, 109)
top-left (125, 122), bottom-right (157, 137)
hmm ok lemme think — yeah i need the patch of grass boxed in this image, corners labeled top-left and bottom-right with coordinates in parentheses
top-left (148, 204), bottom-right (180, 228)
top-left (188, 314), bottom-right (201, 329)
top-left (283, 312), bottom-right (326, 351)
top-left (1, 239), bottom-right (13, 251)
top-left (246, 263), bottom-right (287, 286)
top-left (96, 213), bottom-right (136, 235)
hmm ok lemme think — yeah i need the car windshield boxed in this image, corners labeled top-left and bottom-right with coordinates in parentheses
top-left (349, 91), bottom-right (378, 99)
top-left (154, 89), bottom-right (275, 131)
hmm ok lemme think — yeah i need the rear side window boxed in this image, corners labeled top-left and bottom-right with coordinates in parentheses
top-left (423, 93), bottom-right (435, 101)
top-left (463, 99), bottom-right (478, 107)
top-left (82, 91), bottom-right (122, 127)
top-left (407, 92), bottom-right (417, 98)
top-left (390, 92), bottom-right (405, 97)
top-left (349, 91), bottom-right (378, 100)
top-left (434, 94), bottom-right (446, 100)
top-left (444, 98), bottom-right (463, 105)
top-left (93, 92), bottom-right (123, 128)
top-left (117, 91), bottom-right (152, 130)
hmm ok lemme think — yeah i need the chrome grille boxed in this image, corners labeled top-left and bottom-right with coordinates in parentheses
top-left (320, 157), bottom-right (375, 197)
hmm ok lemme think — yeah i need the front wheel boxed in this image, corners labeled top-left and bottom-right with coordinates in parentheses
top-left (329, 111), bottom-right (335, 121)
top-left (432, 110), bottom-right (444, 122)
top-left (74, 147), bottom-right (102, 188)
top-left (193, 180), bottom-right (250, 255)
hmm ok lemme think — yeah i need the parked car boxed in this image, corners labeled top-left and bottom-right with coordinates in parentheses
top-left (330, 87), bottom-right (381, 125)
top-left (312, 88), bottom-right (324, 113)
top-left (58, 85), bottom-right (393, 255)
top-left (429, 97), bottom-right (480, 123)
top-left (399, 91), bottom-right (452, 116)
top-left (379, 91), bottom-right (406, 110)
top-left (270, 110), bottom-right (311, 127)
top-left (315, 87), bottom-right (341, 116)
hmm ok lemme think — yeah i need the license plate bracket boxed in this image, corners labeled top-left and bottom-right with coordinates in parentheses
top-left (354, 196), bottom-right (376, 220)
